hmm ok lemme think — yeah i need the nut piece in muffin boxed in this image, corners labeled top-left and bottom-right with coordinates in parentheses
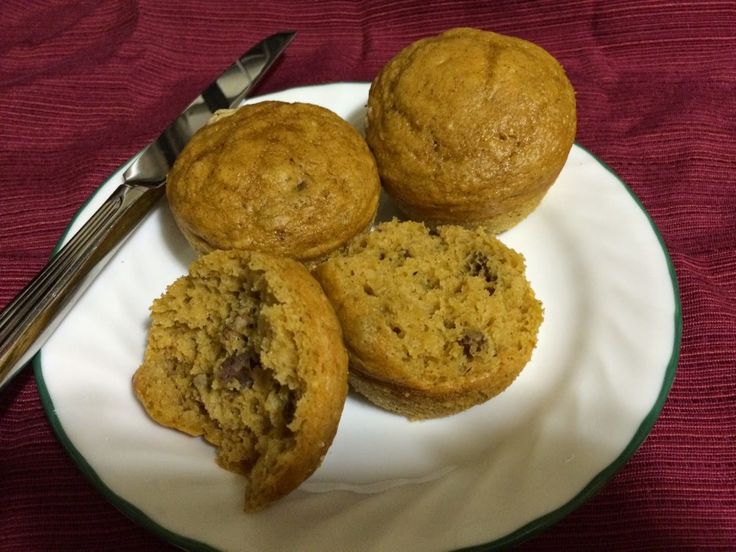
top-left (133, 249), bottom-right (349, 511)
top-left (167, 101), bottom-right (381, 263)
top-left (365, 27), bottom-right (576, 233)
top-left (314, 220), bottom-right (542, 419)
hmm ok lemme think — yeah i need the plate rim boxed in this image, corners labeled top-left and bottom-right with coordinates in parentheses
top-left (33, 82), bottom-right (682, 552)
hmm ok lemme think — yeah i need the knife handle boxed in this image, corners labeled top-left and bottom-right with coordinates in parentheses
top-left (0, 179), bottom-right (165, 391)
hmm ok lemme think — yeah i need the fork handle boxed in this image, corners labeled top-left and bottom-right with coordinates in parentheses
top-left (0, 180), bottom-right (165, 391)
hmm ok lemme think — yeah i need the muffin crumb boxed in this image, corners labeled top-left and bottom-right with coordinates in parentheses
top-left (314, 220), bottom-right (543, 419)
top-left (133, 250), bottom-right (348, 511)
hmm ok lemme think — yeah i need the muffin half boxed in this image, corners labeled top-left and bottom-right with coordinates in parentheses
top-left (314, 220), bottom-right (543, 419)
top-left (133, 249), bottom-right (349, 511)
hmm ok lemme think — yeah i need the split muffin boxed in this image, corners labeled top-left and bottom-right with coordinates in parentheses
top-left (167, 101), bottom-right (381, 263)
top-left (365, 27), bottom-right (576, 233)
top-left (314, 220), bottom-right (543, 419)
top-left (133, 249), bottom-right (349, 511)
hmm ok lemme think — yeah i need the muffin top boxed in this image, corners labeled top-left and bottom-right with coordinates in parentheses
top-left (167, 101), bottom-right (380, 262)
top-left (365, 27), bottom-right (576, 226)
top-left (314, 220), bottom-right (543, 413)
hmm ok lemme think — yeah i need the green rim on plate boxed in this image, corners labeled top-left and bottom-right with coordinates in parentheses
top-left (33, 132), bottom-right (681, 551)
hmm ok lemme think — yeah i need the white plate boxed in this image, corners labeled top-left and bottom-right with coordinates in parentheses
top-left (36, 82), bottom-right (681, 552)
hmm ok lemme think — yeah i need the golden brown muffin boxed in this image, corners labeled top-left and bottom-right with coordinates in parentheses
top-left (133, 249), bottom-right (349, 511)
top-left (314, 220), bottom-right (543, 419)
top-left (365, 27), bottom-right (576, 233)
top-left (167, 101), bottom-right (381, 262)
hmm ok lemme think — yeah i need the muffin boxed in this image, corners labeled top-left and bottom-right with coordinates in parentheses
top-left (365, 27), bottom-right (576, 233)
top-left (314, 220), bottom-right (543, 419)
top-left (167, 101), bottom-right (381, 262)
top-left (133, 249), bottom-right (349, 511)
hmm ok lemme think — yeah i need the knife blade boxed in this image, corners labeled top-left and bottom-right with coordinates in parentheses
top-left (0, 31), bottom-right (296, 391)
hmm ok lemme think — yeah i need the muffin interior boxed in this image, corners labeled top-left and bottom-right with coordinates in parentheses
top-left (133, 253), bottom-right (321, 510)
top-left (316, 221), bottom-right (542, 393)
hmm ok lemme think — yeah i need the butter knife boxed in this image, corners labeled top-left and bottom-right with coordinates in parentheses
top-left (0, 31), bottom-right (296, 391)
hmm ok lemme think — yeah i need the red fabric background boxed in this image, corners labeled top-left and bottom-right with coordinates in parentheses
top-left (1, 1), bottom-right (734, 550)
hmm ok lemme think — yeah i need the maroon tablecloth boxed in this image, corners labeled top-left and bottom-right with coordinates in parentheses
top-left (1, 1), bottom-right (734, 550)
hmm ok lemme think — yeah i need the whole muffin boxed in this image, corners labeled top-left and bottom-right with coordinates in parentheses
top-left (167, 101), bottom-right (381, 262)
top-left (133, 249), bottom-right (349, 511)
top-left (314, 220), bottom-right (543, 419)
top-left (365, 28), bottom-right (576, 232)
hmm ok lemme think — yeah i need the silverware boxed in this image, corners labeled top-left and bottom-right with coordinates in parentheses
top-left (0, 31), bottom-right (296, 391)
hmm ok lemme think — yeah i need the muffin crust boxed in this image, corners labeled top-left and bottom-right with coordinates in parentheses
top-left (167, 101), bottom-right (381, 262)
top-left (366, 28), bottom-right (576, 232)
